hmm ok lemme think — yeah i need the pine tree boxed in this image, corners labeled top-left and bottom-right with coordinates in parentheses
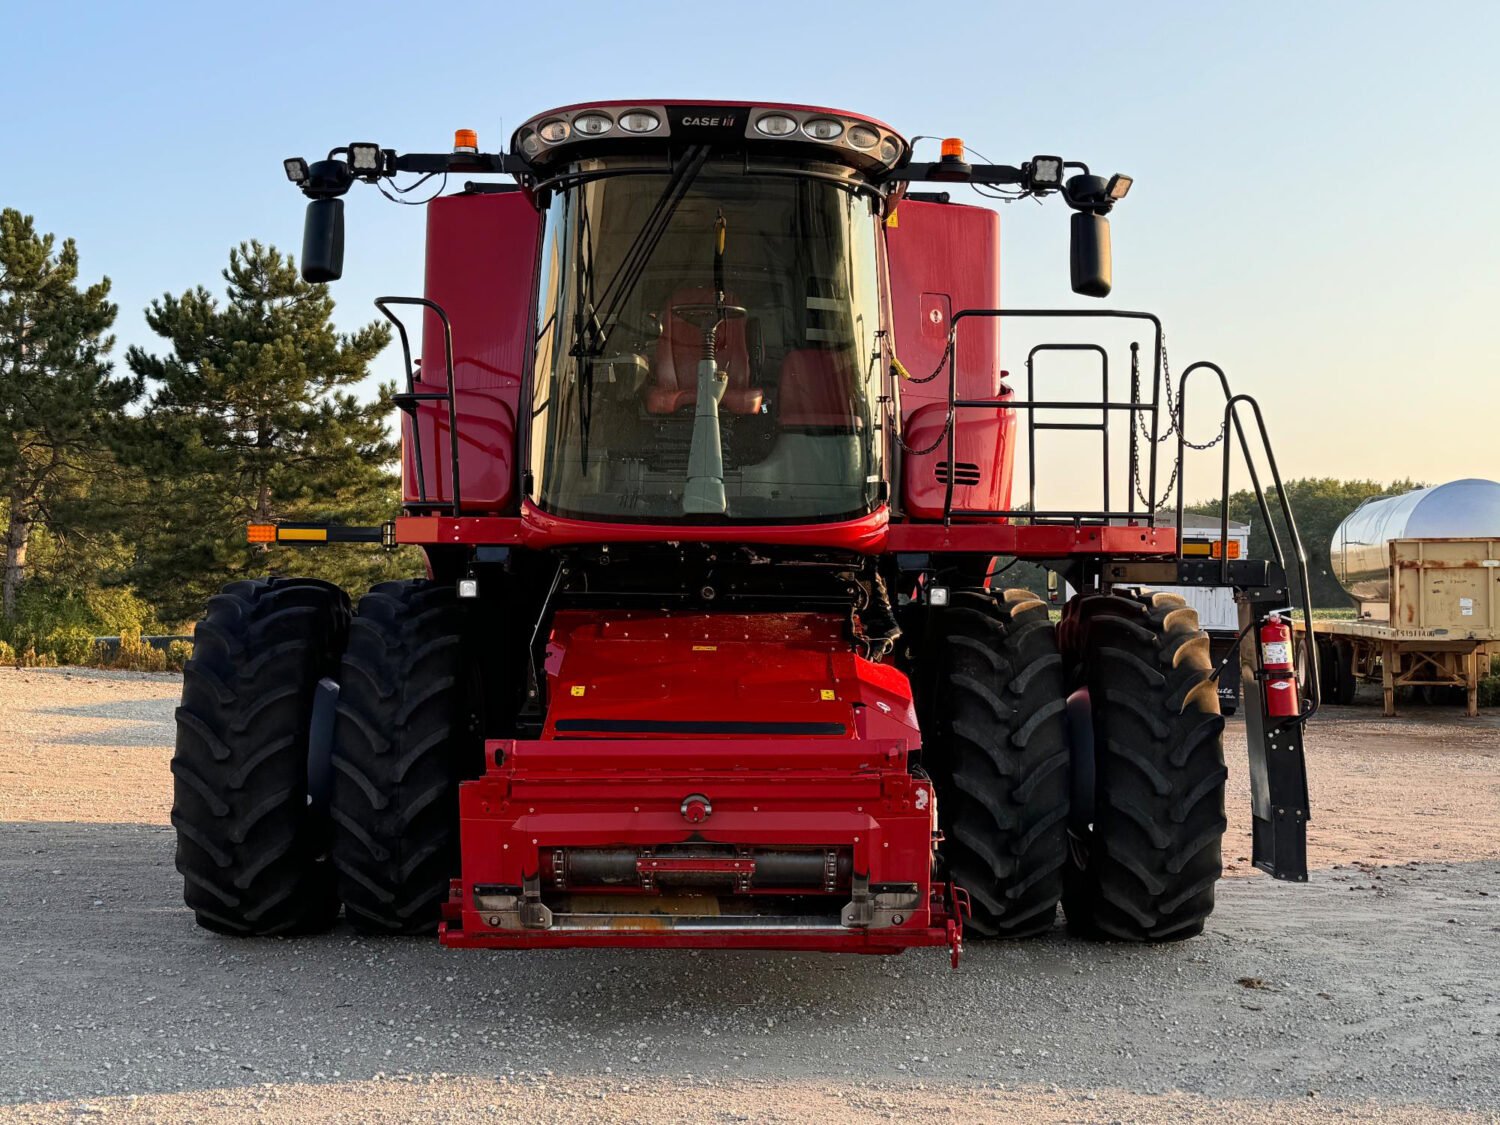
top-left (0, 209), bottom-right (141, 620)
top-left (126, 241), bottom-right (405, 621)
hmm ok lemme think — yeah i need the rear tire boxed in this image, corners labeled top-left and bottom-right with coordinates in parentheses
top-left (330, 580), bottom-right (479, 934)
top-left (916, 589), bottom-right (1071, 938)
top-left (172, 578), bottom-right (349, 935)
top-left (1061, 591), bottom-right (1227, 942)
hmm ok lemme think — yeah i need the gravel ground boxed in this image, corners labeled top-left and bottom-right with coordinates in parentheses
top-left (0, 666), bottom-right (1497, 1123)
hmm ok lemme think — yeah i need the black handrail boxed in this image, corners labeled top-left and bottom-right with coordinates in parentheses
top-left (1171, 359), bottom-right (1320, 723)
top-left (1025, 343), bottom-right (1110, 518)
top-left (376, 296), bottom-right (462, 517)
top-left (933, 308), bottom-right (1166, 525)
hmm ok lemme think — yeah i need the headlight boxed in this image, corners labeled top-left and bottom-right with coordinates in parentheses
top-left (846, 125), bottom-right (879, 150)
top-left (572, 113), bottom-right (612, 136)
top-left (518, 131), bottom-right (541, 158)
top-left (755, 113), bottom-right (798, 137)
top-left (802, 118), bottom-right (844, 141)
top-left (617, 110), bottom-right (660, 133)
top-left (878, 138), bottom-right (901, 164)
top-left (537, 119), bottom-right (570, 144)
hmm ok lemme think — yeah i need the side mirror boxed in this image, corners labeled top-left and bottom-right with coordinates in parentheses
top-left (301, 198), bottom-right (345, 283)
top-left (1070, 211), bottom-right (1112, 298)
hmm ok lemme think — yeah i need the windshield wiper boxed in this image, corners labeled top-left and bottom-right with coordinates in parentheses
top-left (569, 144), bottom-right (710, 359)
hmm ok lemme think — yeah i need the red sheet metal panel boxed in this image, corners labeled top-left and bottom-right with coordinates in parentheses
top-left (391, 511), bottom-right (1179, 557)
top-left (540, 610), bottom-right (919, 742)
top-left (405, 190), bottom-right (541, 512)
top-left (884, 198), bottom-right (1014, 520)
top-left (439, 608), bottom-right (957, 956)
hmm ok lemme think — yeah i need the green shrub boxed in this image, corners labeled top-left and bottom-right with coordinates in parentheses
top-left (43, 626), bottom-right (96, 665)
top-left (165, 640), bottom-right (194, 671)
top-left (107, 629), bottom-right (169, 672)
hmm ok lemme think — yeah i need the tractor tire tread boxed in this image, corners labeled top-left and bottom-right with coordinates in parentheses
top-left (1062, 592), bottom-right (1226, 943)
top-left (172, 577), bottom-right (349, 936)
top-left (918, 589), bottom-right (1071, 939)
top-left (330, 579), bottom-right (475, 936)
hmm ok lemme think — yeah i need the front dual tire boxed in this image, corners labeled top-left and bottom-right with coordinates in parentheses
top-left (918, 588), bottom-right (1227, 943)
top-left (172, 577), bottom-right (477, 937)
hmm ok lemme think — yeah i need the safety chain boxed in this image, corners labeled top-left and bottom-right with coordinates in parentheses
top-left (1130, 331), bottom-right (1224, 509)
top-left (1138, 331), bottom-right (1226, 452)
top-left (892, 335), bottom-right (954, 386)
top-left (889, 336), bottom-right (957, 455)
top-left (894, 408), bottom-right (953, 457)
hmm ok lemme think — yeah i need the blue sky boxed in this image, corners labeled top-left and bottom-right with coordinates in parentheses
top-left (4, 0), bottom-right (1497, 494)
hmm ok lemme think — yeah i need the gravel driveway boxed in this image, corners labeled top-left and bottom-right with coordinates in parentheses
top-left (0, 667), bottom-right (1496, 1123)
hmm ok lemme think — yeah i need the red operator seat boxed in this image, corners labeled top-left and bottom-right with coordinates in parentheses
top-left (644, 288), bottom-right (764, 416)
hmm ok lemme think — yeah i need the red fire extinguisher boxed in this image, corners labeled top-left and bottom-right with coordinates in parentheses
top-left (1260, 611), bottom-right (1299, 718)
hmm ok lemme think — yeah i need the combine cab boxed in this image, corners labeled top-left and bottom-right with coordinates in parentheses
top-left (172, 102), bottom-right (1316, 960)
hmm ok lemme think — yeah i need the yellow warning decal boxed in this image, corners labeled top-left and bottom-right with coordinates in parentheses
top-left (569, 685), bottom-right (586, 697)
top-left (692, 645), bottom-right (718, 652)
top-left (885, 207), bottom-right (899, 228)
top-left (820, 689), bottom-right (836, 701)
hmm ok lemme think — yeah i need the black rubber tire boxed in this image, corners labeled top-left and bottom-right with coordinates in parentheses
top-left (916, 588), bottom-right (1071, 938)
top-left (172, 577), bottom-right (350, 935)
top-left (1061, 591), bottom-right (1227, 942)
top-left (330, 579), bottom-right (479, 934)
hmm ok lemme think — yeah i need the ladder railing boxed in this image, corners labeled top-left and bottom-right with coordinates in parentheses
top-left (376, 296), bottom-right (463, 517)
top-left (934, 308), bottom-right (1166, 526)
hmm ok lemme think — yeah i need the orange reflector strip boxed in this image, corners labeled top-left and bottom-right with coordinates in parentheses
top-left (247, 523), bottom-right (275, 544)
top-left (1183, 540), bottom-right (1242, 559)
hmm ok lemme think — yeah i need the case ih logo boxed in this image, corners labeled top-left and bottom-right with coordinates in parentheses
top-left (672, 106), bottom-right (742, 134)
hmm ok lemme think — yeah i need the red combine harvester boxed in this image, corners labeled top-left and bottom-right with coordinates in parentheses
top-left (174, 101), bottom-right (1317, 962)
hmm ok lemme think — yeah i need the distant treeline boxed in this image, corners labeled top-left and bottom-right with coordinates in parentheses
top-left (0, 208), bottom-right (414, 663)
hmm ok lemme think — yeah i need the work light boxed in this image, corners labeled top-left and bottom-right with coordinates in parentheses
top-left (755, 114), bottom-right (798, 137)
top-left (283, 157), bottom-right (309, 184)
top-left (617, 110), bottom-right (660, 133)
top-left (802, 118), bottom-right (844, 141)
top-left (348, 143), bottom-right (383, 174)
top-left (1106, 173), bottom-right (1133, 201)
top-left (1029, 155), bottom-right (1063, 188)
top-left (538, 119), bottom-right (570, 143)
top-left (847, 125), bottom-right (879, 150)
top-left (573, 113), bottom-right (612, 136)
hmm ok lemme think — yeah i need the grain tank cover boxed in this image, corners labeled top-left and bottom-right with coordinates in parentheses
top-left (1332, 478), bottom-right (1500, 604)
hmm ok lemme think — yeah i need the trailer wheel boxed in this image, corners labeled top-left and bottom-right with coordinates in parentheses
top-left (1061, 592), bottom-right (1227, 942)
top-left (917, 589), bottom-right (1071, 938)
top-left (330, 580), bottom-right (480, 934)
top-left (172, 577), bottom-right (350, 935)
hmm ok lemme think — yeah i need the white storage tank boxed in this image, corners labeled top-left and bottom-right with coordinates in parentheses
top-left (1332, 479), bottom-right (1500, 607)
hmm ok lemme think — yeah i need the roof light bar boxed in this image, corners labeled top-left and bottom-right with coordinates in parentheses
top-left (511, 103), bottom-right (909, 172)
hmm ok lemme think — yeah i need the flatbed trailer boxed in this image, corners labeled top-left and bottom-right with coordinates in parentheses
top-left (1298, 536), bottom-right (1500, 716)
top-left (1296, 618), bottom-right (1495, 717)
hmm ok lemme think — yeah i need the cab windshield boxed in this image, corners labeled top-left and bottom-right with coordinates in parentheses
top-left (529, 160), bottom-right (885, 523)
